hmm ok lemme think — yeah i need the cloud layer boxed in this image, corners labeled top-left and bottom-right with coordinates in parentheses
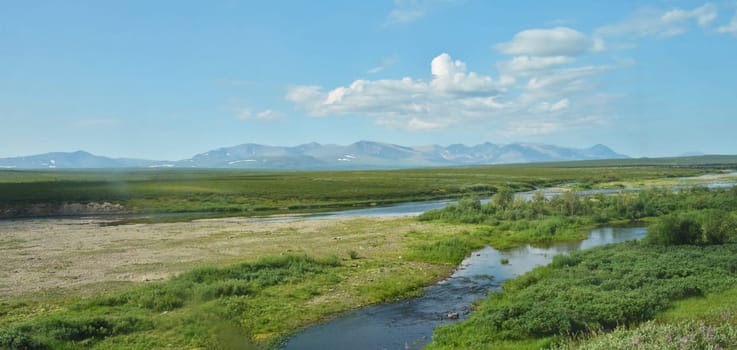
top-left (597, 3), bottom-right (717, 38)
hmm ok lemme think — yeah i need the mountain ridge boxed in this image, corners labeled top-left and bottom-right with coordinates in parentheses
top-left (0, 141), bottom-right (628, 170)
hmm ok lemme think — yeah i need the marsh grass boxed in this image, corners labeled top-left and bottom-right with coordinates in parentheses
top-left (0, 164), bottom-right (705, 220)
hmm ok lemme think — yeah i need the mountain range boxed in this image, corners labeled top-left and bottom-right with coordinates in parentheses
top-left (0, 141), bottom-right (628, 170)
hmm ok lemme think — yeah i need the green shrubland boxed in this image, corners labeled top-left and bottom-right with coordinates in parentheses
top-left (420, 186), bottom-right (737, 247)
top-left (424, 186), bottom-right (737, 349)
top-left (428, 241), bottom-right (737, 349)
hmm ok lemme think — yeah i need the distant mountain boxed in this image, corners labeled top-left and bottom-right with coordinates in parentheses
top-left (174, 141), bottom-right (628, 169)
top-left (0, 151), bottom-right (171, 169)
top-left (0, 141), bottom-right (628, 170)
top-left (680, 151), bottom-right (706, 157)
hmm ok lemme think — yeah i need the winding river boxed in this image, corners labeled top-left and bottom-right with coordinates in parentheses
top-left (276, 175), bottom-right (736, 348)
top-left (282, 226), bottom-right (646, 350)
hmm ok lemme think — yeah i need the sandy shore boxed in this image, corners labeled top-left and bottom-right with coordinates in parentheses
top-left (0, 215), bottom-right (437, 301)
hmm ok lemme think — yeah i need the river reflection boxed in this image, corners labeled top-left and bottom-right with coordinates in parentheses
top-left (282, 226), bottom-right (646, 350)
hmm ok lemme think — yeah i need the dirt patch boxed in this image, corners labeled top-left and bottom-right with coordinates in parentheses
top-left (0, 216), bottom-right (449, 302)
top-left (0, 202), bottom-right (127, 218)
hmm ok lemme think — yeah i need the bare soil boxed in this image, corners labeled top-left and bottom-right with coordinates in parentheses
top-left (0, 215), bottom-right (447, 302)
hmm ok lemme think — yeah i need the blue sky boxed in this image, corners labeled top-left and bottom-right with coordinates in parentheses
top-left (2, 0), bottom-right (736, 160)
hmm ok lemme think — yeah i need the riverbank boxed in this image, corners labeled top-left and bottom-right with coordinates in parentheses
top-left (2, 207), bottom-right (629, 349)
top-left (4, 185), bottom-right (737, 348)
top-left (1, 215), bottom-right (478, 348)
top-left (0, 164), bottom-right (707, 222)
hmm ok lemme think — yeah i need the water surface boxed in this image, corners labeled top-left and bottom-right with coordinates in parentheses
top-left (282, 226), bottom-right (646, 350)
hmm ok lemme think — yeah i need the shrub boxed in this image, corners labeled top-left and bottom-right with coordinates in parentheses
top-left (407, 237), bottom-right (478, 265)
top-left (138, 285), bottom-right (187, 311)
top-left (552, 320), bottom-right (737, 350)
top-left (347, 250), bottom-right (359, 260)
top-left (458, 196), bottom-right (481, 211)
top-left (0, 328), bottom-right (46, 350)
top-left (197, 280), bottom-right (252, 301)
top-left (700, 209), bottom-right (737, 244)
top-left (35, 316), bottom-right (149, 342)
top-left (551, 254), bottom-right (581, 268)
top-left (647, 213), bottom-right (702, 245)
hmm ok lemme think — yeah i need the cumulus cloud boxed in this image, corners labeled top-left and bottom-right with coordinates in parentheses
top-left (285, 2), bottom-right (727, 139)
top-left (597, 3), bottom-right (718, 38)
top-left (494, 27), bottom-right (591, 56)
top-left (718, 13), bottom-right (737, 35)
top-left (287, 53), bottom-right (610, 136)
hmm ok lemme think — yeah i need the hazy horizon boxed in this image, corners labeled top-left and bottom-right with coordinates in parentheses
top-left (2, 1), bottom-right (736, 159)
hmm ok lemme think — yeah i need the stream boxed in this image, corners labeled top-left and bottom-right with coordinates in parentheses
top-left (282, 226), bottom-right (647, 350)
top-left (278, 175), bottom-right (736, 348)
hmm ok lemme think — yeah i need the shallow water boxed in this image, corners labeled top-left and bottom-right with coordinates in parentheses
top-left (258, 178), bottom-right (736, 224)
top-left (282, 226), bottom-right (647, 350)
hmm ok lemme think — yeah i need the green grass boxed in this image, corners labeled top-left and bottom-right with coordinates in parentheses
top-left (0, 255), bottom-right (354, 349)
top-left (0, 161), bottom-right (707, 220)
top-left (552, 288), bottom-right (737, 349)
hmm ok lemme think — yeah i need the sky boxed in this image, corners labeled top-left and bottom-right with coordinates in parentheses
top-left (1, 0), bottom-right (736, 160)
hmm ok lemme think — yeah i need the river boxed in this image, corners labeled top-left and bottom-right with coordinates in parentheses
top-left (258, 176), bottom-right (736, 223)
top-left (276, 178), bottom-right (737, 348)
top-left (282, 226), bottom-right (647, 350)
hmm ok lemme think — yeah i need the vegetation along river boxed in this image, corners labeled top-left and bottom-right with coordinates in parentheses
top-left (282, 226), bottom-right (646, 349)
top-left (280, 176), bottom-right (736, 348)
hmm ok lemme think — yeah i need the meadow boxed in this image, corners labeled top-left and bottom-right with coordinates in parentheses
top-left (0, 159), bottom-right (712, 220)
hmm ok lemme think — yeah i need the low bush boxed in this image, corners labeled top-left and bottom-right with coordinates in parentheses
top-left (0, 328), bottom-right (46, 350)
top-left (406, 237), bottom-right (480, 265)
top-left (553, 320), bottom-right (737, 350)
top-left (428, 242), bottom-right (737, 348)
top-left (647, 213), bottom-right (702, 245)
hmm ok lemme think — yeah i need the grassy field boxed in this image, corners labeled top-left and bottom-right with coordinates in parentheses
top-left (0, 159), bottom-right (712, 219)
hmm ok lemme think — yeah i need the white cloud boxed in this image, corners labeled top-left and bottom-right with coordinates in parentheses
top-left (368, 55), bottom-right (400, 74)
top-left (236, 108), bottom-right (284, 121)
top-left (287, 53), bottom-right (611, 136)
top-left (408, 117), bottom-right (447, 130)
top-left (494, 27), bottom-right (591, 56)
top-left (501, 114), bottom-right (604, 137)
top-left (550, 98), bottom-right (570, 112)
top-left (497, 56), bottom-right (575, 75)
top-left (597, 3), bottom-right (718, 38)
top-left (386, 0), bottom-right (460, 24)
top-left (718, 13), bottom-right (737, 35)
